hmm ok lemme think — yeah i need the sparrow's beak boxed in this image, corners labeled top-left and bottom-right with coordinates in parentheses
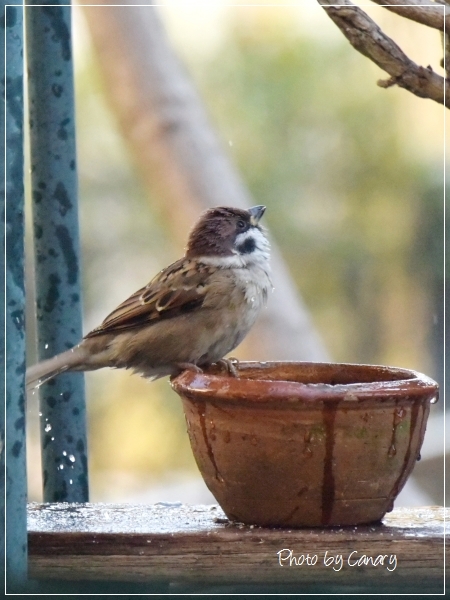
top-left (248, 205), bottom-right (266, 226)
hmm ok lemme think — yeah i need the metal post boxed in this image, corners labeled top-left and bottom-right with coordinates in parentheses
top-left (25, 0), bottom-right (88, 502)
top-left (3, 0), bottom-right (28, 588)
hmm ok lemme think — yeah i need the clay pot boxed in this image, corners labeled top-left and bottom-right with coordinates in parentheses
top-left (171, 361), bottom-right (438, 527)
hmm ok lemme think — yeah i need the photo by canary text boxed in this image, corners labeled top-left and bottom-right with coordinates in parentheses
top-left (277, 549), bottom-right (398, 572)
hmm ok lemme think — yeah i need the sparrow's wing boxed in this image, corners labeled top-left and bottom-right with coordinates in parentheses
top-left (85, 258), bottom-right (216, 338)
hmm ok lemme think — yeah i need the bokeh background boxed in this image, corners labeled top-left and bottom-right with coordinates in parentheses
top-left (25, 1), bottom-right (446, 507)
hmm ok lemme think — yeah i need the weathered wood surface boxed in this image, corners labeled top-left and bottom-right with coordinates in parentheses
top-left (28, 503), bottom-right (446, 592)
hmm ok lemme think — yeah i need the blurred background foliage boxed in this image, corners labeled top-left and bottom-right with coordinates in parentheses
top-left (26, 4), bottom-right (446, 504)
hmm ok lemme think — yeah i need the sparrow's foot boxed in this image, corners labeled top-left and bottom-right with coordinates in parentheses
top-left (174, 362), bottom-right (203, 375)
top-left (216, 357), bottom-right (240, 378)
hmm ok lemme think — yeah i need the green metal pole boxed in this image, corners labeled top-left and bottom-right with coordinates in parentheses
top-left (25, 0), bottom-right (88, 502)
top-left (3, 0), bottom-right (28, 589)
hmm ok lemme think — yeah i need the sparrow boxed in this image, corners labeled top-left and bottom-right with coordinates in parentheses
top-left (26, 205), bottom-right (272, 389)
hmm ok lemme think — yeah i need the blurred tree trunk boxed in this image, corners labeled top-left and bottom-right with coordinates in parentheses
top-left (78, 0), bottom-right (329, 361)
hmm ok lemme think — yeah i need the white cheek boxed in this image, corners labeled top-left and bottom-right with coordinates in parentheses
top-left (235, 229), bottom-right (256, 247)
top-left (198, 228), bottom-right (270, 272)
top-left (235, 228), bottom-right (270, 263)
top-left (235, 228), bottom-right (267, 248)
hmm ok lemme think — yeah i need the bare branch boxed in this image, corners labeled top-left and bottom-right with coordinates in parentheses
top-left (435, 0), bottom-right (450, 77)
top-left (318, 0), bottom-right (449, 108)
top-left (442, 31), bottom-right (450, 79)
top-left (370, 0), bottom-right (448, 32)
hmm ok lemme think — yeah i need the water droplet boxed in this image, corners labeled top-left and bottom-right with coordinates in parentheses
top-left (430, 396), bottom-right (438, 404)
top-left (303, 431), bottom-right (313, 458)
top-left (44, 423), bottom-right (52, 432)
top-left (69, 479), bottom-right (73, 485)
top-left (51, 437), bottom-right (55, 441)
top-left (39, 412), bottom-right (42, 417)
top-left (69, 454), bottom-right (76, 462)
top-left (388, 444), bottom-right (396, 457)
top-left (63, 451), bottom-right (67, 456)
top-left (44, 343), bottom-right (49, 349)
top-left (394, 407), bottom-right (406, 424)
top-left (59, 464), bottom-right (64, 470)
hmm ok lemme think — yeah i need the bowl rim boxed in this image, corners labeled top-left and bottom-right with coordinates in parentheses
top-left (171, 361), bottom-right (439, 406)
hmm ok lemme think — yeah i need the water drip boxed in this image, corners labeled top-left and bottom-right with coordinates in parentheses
top-left (197, 403), bottom-right (222, 482)
top-left (321, 401), bottom-right (339, 525)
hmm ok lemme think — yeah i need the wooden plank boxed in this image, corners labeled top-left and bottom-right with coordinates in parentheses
top-left (28, 503), bottom-right (446, 592)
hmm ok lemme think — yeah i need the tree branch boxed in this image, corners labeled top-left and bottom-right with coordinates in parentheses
top-left (370, 0), bottom-right (448, 32)
top-left (318, 0), bottom-right (449, 108)
top-left (435, 0), bottom-right (450, 78)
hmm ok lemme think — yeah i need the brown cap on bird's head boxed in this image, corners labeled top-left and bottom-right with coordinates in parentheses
top-left (186, 206), bottom-right (266, 258)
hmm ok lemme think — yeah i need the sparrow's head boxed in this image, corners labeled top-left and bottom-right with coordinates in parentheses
top-left (186, 205), bottom-right (269, 265)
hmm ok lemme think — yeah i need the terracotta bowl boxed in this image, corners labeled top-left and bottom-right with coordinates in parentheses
top-left (171, 361), bottom-right (438, 527)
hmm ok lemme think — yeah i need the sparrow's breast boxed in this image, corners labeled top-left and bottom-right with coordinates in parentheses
top-left (197, 264), bottom-right (272, 364)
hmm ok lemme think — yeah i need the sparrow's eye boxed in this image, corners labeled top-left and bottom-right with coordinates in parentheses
top-left (237, 220), bottom-right (246, 229)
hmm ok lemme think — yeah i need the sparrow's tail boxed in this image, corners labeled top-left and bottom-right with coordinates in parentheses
top-left (26, 345), bottom-right (88, 391)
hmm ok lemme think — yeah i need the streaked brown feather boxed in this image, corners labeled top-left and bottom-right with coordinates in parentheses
top-left (85, 258), bottom-right (215, 338)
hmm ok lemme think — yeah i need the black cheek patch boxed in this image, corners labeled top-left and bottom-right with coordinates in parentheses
top-left (237, 237), bottom-right (256, 254)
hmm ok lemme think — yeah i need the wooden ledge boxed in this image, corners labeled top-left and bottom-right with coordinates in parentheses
top-left (28, 503), bottom-right (446, 592)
